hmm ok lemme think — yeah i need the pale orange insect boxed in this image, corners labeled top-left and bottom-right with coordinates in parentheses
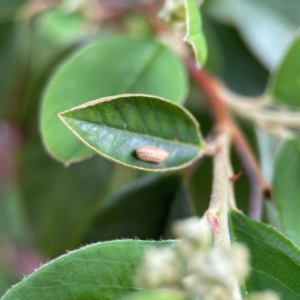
top-left (135, 146), bottom-right (169, 163)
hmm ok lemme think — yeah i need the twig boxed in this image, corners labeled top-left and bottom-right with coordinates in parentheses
top-left (231, 126), bottom-right (270, 220)
top-left (218, 85), bottom-right (300, 130)
top-left (206, 131), bottom-right (232, 247)
top-left (205, 131), bottom-right (242, 300)
top-left (186, 59), bottom-right (270, 221)
top-left (186, 60), bottom-right (230, 127)
top-left (143, 6), bottom-right (269, 221)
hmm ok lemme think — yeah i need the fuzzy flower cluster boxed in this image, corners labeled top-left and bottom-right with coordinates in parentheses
top-left (136, 217), bottom-right (280, 300)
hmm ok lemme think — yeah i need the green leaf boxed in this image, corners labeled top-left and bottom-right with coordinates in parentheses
top-left (19, 133), bottom-right (112, 257)
top-left (1, 240), bottom-right (174, 300)
top-left (210, 23), bottom-right (269, 96)
top-left (41, 37), bottom-right (188, 165)
top-left (122, 290), bottom-right (186, 300)
top-left (222, 0), bottom-right (300, 70)
top-left (84, 175), bottom-right (191, 243)
top-left (58, 94), bottom-right (203, 171)
top-left (160, 0), bottom-right (207, 67)
top-left (230, 211), bottom-right (300, 298)
top-left (18, 10), bottom-right (86, 125)
top-left (273, 139), bottom-right (300, 247)
top-left (35, 9), bottom-right (85, 45)
top-left (184, 0), bottom-right (207, 67)
top-left (270, 32), bottom-right (300, 108)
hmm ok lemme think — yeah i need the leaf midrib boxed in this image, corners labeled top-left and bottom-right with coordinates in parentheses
top-left (62, 116), bottom-right (201, 149)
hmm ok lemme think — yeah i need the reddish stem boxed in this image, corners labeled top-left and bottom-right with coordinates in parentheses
top-left (186, 59), bottom-right (270, 221)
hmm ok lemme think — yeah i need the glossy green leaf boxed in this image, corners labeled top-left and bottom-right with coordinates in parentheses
top-left (1, 240), bottom-right (174, 300)
top-left (273, 139), bottom-right (300, 247)
top-left (230, 211), bottom-right (300, 298)
top-left (270, 32), bottom-right (300, 108)
top-left (19, 134), bottom-right (112, 257)
top-left (58, 94), bottom-right (203, 171)
top-left (184, 0), bottom-right (208, 67)
top-left (41, 37), bottom-right (188, 164)
top-left (84, 175), bottom-right (191, 243)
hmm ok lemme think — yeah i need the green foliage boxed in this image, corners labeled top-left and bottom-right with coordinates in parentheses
top-left (205, 0), bottom-right (300, 70)
top-left (19, 133), bottom-right (112, 257)
top-left (270, 32), bottom-right (300, 108)
top-left (184, 0), bottom-right (208, 67)
top-left (1, 0), bottom-right (300, 299)
top-left (83, 175), bottom-right (191, 243)
top-left (123, 290), bottom-right (186, 300)
top-left (1, 240), bottom-right (174, 300)
top-left (160, 0), bottom-right (207, 67)
top-left (230, 211), bottom-right (300, 299)
top-left (41, 37), bottom-right (188, 164)
top-left (58, 94), bottom-right (203, 171)
top-left (273, 139), bottom-right (300, 247)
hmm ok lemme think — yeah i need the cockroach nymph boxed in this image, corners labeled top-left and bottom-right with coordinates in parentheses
top-left (135, 146), bottom-right (169, 163)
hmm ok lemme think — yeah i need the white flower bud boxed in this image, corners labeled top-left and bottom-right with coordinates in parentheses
top-left (183, 274), bottom-right (232, 300)
top-left (190, 244), bottom-right (250, 288)
top-left (136, 248), bottom-right (183, 289)
top-left (173, 217), bottom-right (212, 256)
top-left (246, 291), bottom-right (281, 300)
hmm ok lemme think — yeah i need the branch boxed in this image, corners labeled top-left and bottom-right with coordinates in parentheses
top-left (144, 7), bottom-right (269, 221)
top-left (218, 85), bottom-right (300, 130)
top-left (186, 59), bottom-right (270, 221)
top-left (205, 131), bottom-right (232, 247)
top-left (186, 60), bottom-right (230, 127)
top-left (205, 131), bottom-right (242, 300)
top-left (231, 126), bottom-right (270, 221)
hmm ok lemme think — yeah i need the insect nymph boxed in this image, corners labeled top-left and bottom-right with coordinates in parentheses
top-left (135, 146), bottom-right (169, 163)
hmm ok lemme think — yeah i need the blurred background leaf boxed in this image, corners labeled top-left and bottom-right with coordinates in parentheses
top-left (19, 132), bottom-right (113, 257)
top-left (0, 0), bottom-right (29, 22)
top-left (273, 138), bottom-right (300, 248)
top-left (269, 32), bottom-right (300, 108)
top-left (41, 37), bottom-right (188, 164)
top-left (204, 0), bottom-right (300, 70)
top-left (83, 174), bottom-right (192, 243)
